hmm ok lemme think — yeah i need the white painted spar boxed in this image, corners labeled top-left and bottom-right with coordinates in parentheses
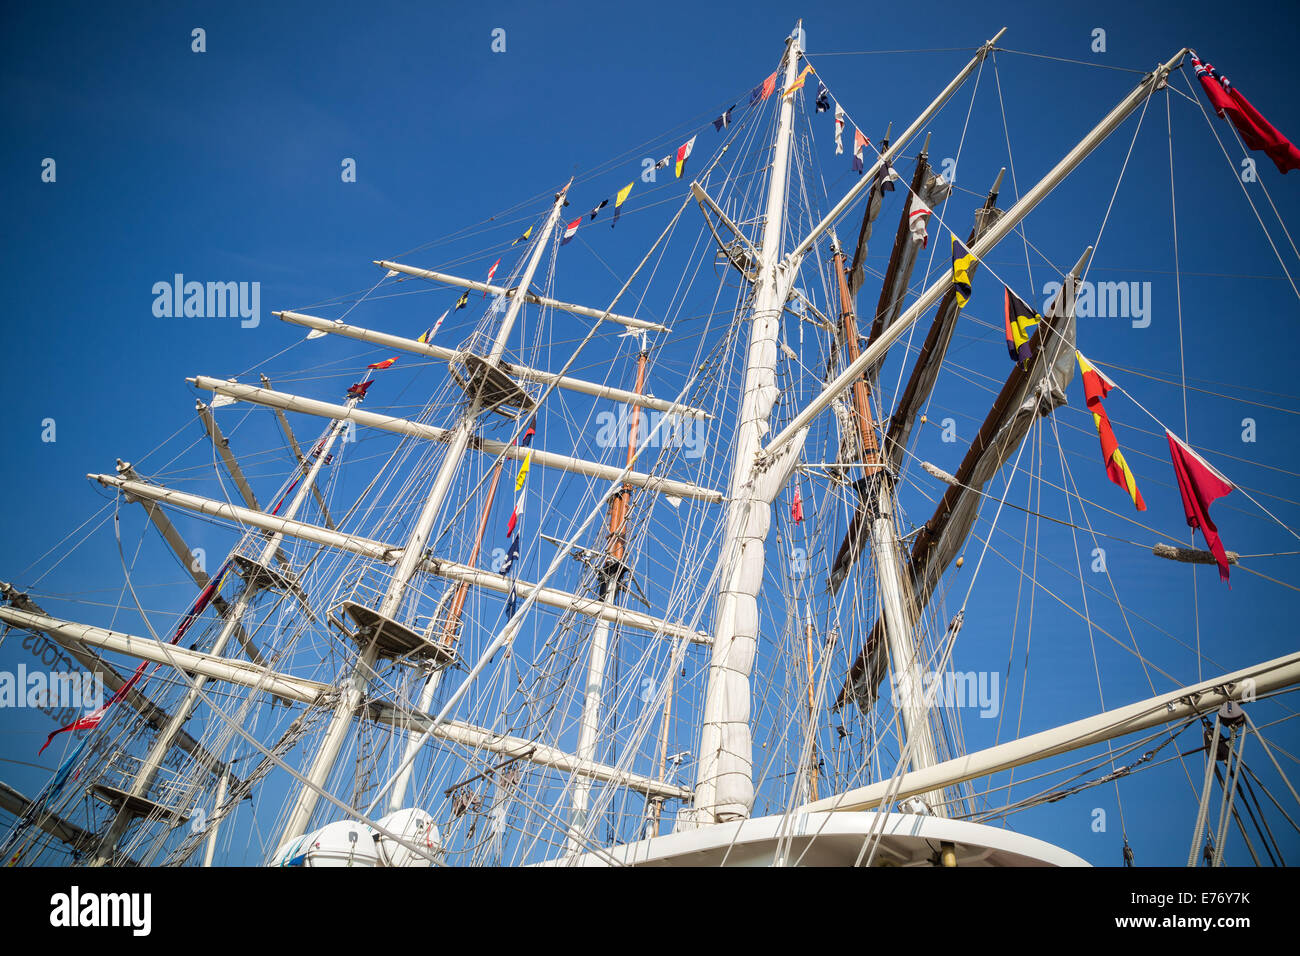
top-left (87, 473), bottom-right (710, 644)
top-left (0, 605), bottom-right (691, 803)
top-left (374, 259), bottom-right (667, 332)
top-left (274, 310), bottom-right (709, 420)
top-left (188, 377), bottom-right (722, 503)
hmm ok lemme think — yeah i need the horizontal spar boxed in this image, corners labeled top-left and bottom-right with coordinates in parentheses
top-left (423, 558), bottom-right (711, 646)
top-left (0, 780), bottom-right (96, 852)
top-left (804, 649), bottom-right (1300, 815)
top-left (0, 606), bottom-right (324, 703)
top-left (89, 474), bottom-right (707, 644)
top-left (275, 311), bottom-right (710, 420)
top-left (189, 377), bottom-right (723, 503)
top-left (0, 606), bottom-right (690, 802)
top-left (90, 473), bottom-right (399, 563)
top-left (1, 581), bottom-right (241, 785)
top-left (375, 260), bottom-right (667, 333)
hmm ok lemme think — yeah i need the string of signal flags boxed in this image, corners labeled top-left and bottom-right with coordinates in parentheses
top-left (380, 45), bottom-right (1296, 353)
top-left (351, 50), bottom-right (1264, 589)
top-left (929, 44), bottom-right (1300, 587)
top-left (931, 240), bottom-right (1244, 586)
top-left (386, 60), bottom-right (878, 352)
top-left (551, 61), bottom-right (888, 249)
top-left (550, 45), bottom-right (1298, 249)
top-left (380, 57), bottom-right (900, 352)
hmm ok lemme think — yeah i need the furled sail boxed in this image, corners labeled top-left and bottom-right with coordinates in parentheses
top-left (864, 158), bottom-right (952, 358)
top-left (828, 172), bottom-right (1005, 594)
top-left (838, 274), bottom-right (1081, 711)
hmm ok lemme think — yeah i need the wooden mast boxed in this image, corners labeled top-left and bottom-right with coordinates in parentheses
top-left (831, 244), bottom-right (883, 472)
top-left (569, 343), bottom-right (648, 851)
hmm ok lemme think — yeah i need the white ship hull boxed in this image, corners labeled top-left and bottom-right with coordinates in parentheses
top-left (547, 812), bottom-right (1088, 867)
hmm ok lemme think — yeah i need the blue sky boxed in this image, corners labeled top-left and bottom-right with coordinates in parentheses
top-left (3, 0), bottom-right (1300, 866)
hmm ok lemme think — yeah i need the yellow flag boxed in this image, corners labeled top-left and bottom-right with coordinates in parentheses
top-left (951, 233), bottom-right (976, 308)
top-left (515, 451), bottom-right (532, 492)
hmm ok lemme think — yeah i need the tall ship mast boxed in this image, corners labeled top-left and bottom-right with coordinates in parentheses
top-left (3, 20), bottom-right (1299, 869)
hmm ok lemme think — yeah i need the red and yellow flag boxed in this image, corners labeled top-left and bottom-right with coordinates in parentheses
top-left (1077, 351), bottom-right (1145, 511)
top-left (784, 64), bottom-right (815, 98)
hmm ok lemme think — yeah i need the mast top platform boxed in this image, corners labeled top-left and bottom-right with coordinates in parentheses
top-left (336, 600), bottom-right (459, 669)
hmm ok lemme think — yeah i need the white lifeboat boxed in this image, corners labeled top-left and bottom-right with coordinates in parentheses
top-left (269, 808), bottom-right (440, 867)
top-left (270, 820), bottom-right (380, 868)
top-left (373, 808), bottom-right (441, 867)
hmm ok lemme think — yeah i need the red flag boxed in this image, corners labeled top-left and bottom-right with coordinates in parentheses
top-left (367, 357), bottom-right (397, 370)
top-left (1193, 53), bottom-right (1300, 175)
top-left (485, 258), bottom-right (501, 296)
top-left (761, 71), bottom-right (777, 101)
top-left (1166, 430), bottom-right (1235, 583)
top-left (38, 694), bottom-right (119, 755)
top-left (792, 486), bottom-right (804, 524)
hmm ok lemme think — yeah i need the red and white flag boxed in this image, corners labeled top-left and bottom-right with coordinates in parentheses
top-left (907, 195), bottom-right (932, 248)
top-left (792, 486), bottom-right (804, 524)
top-left (852, 128), bottom-right (870, 174)
top-left (484, 257), bottom-right (501, 296)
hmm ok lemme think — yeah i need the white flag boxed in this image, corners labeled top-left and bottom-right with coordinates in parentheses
top-left (834, 104), bottom-right (845, 155)
top-left (907, 195), bottom-right (932, 247)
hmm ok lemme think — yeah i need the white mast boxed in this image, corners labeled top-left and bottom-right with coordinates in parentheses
top-left (90, 408), bottom-right (352, 865)
top-left (870, 484), bottom-right (945, 807)
top-left (279, 182), bottom-right (573, 844)
top-left (830, 231), bottom-right (945, 811)
top-left (689, 22), bottom-right (803, 827)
